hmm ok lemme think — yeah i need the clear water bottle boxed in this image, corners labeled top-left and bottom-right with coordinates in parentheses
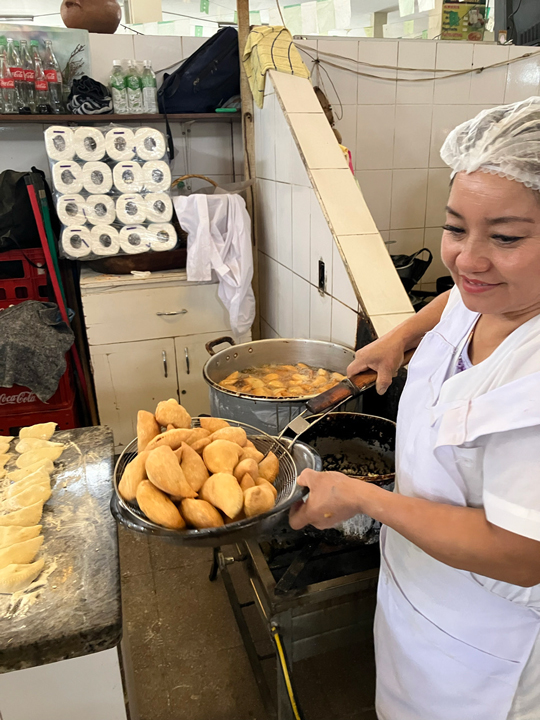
top-left (6, 38), bottom-right (24, 112)
top-left (141, 60), bottom-right (158, 114)
top-left (126, 60), bottom-right (143, 114)
top-left (43, 40), bottom-right (63, 114)
top-left (19, 39), bottom-right (35, 113)
top-left (31, 41), bottom-right (49, 115)
top-left (0, 40), bottom-right (16, 114)
top-left (110, 60), bottom-right (128, 114)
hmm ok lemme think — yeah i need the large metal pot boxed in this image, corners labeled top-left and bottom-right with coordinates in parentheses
top-left (203, 336), bottom-right (358, 435)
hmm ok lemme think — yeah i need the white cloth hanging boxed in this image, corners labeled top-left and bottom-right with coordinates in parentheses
top-left (173, 193), bottom-right (256, 340)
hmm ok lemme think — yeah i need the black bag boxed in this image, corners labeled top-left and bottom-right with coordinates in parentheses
top-left (158, 27), bottom-right (240, 114)
top-left (391, 248), bottom-right (433, 292)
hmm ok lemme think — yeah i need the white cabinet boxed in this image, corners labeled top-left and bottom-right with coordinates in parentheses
top-left (80, 269), bottom-right (235, 452)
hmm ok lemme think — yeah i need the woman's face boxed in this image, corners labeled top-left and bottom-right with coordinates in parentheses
top-left (441, 171), bottom-right (540, 318)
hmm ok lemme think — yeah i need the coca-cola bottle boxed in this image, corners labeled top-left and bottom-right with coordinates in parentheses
top-left (6, 38), bottom-right (23, 112)
top-left (19, 39), bottom-right (35, 113)
top-left (31, 41), bottom-right (49, 114)
top-left (43, 40), bottom-right (63, 114)
top-left (0, 39), bottom-right (16, 114)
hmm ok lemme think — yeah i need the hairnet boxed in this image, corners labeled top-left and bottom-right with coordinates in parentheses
top-left (440, 97), bottom-right (540, 191)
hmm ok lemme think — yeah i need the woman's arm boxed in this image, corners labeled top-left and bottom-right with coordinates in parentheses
top-left (289, 470), bottom-right (540, 587)
top-left (348, 290), bottom-right (451, 394)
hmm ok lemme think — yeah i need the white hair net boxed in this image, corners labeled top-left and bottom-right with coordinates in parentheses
top-left (440, 97), bottom-right (540, 190)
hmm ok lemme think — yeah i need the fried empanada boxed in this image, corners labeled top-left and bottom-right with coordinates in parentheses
top-left (137, 410), bottom-right (161, 453)
top-left (155, 399), bottom-right (191, 429)
top-left (203, 440), bottom-right (241, 475)
top-left (240, 473), bottom-right (256, 491)
top-left (180, 498), bottom-right (224, 529)
top-left (210, 426), bottom-right (247, 447)
top-left (179, 442), bottom-right (209, 492)
top-left (258, 452), bottom-right (279, 483)
top-left (233, 458), bottom-right (259, 482)
top-left (118, 450), bottom-right (151, 502)
top-left (239, 446), bottom-right (264, 464)
top-left (191, 437), bottom-right (212, 454)
top-left (145, 428), bottom-right (193, 452)
top-left (255, 476), bottom-right (278, 499)
top-left (199, 418), bottom-right (231, 433)
top-left (243, 484), bottom-right (275, 517)
top-left (145, 446), bottom-right (197, 499)
top-left (136, 480), bottom-right (186, 529)
top-left (200, 473), bottom-right (243, 519)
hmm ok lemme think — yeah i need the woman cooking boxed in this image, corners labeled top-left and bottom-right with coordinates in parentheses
top-left (290, 98), bottom-right (540, 720)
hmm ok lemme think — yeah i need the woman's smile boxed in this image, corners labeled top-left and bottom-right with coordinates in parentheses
top-left (459, 275), bottom-right (502, 294)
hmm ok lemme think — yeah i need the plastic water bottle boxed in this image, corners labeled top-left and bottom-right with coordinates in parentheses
top-left (110, 60), bottom-right (128, 114)
top-left (141, 60), bottom-right (158, 114)
top-left (43, 40), bottom-right (63, 114)
top-left (19, 39), bottom-right (35, 113)
top-left (126, 60), bottom-right (143, 114)
top-left (31, 41), bottom-right (50, 114)
top-left (0, 40), bottom-right (16, 114)
top-left (6, 38), bottom-right (24, 112)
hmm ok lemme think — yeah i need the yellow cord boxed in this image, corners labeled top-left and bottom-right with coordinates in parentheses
top-left (272, 626), bottom-right (302, 720)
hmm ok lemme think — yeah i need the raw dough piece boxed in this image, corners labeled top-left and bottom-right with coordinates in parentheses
top-left (258, 452), bottom-right (279, 483)
top-left (155, 399), bottom-right (191, 429)
top-left (0, 501), bottom-right (44, 527)
top-left (0, 536), bottom-right (44, 570)
top-left (0, 436), bottom-right (14, 443)
top-left (244, 484), bottom-right (275, 517)
top-left (0, 525), bottom-right (42, 550)
top-left (179, 443), bottom-right (209, 492)
top-left (136, 480), bottom-right (185, 529)
top-left (145, 428), bottom-right (194, 453)
top-left (6, 470), bottom-right (50, 496)
top-left (180, 499), bottom-right (224, 528)
top-left (3, 483), bottom-right (51, 511)
top-left (0, 443), bottom-right (10, 455)
top-left (19, 422), bottom-right (57, 440)
top-left (137, 410), bottom-right (161, 453)
top-left (199, 418), bottom-right (230, 433)
top-left (145, 446), bottom-right (197, 499)
top-left (118, 451), bottom-right (150, 502)
top-left (0, 559), bottom-right (45, 594)
top-left (210, 426), bottom-right (247, 447)
top-left (200, 473), bottom-right (243, 519)
top-left (8, 459), bottom-right (54, 481)
top-left (0, 455), bottom-right (10, 470)
top-left (203, 440), bottom-right (241, 475)
top-left (15, 438), bottom-right (63, 454)
top-left (16, 446), bottom-right (63, 469)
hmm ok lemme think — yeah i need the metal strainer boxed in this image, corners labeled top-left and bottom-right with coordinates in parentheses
top-left (111, 418), bottom-right (302, 547)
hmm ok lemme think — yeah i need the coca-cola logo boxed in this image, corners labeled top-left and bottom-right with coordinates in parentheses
top-left (35, 80), bottom-right (48, 91)
top-left (24, 69), bottom-right (35, 82)
top-left (44, 69), bottom-right (58, 83)
top-left (0, 391), bottom-right (36, 405)
top-left (9, 68), bottom-right (24, 80)
top-left (0, 79), bottom-right (15, 89)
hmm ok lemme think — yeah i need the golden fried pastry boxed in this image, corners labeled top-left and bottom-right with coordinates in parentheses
top-left (155, 398), bottom-right (191, 429)
top-left (240, 446), bottom-right (265, 464)
top-left (145, 446), bottom-right (197, 499)
top-left (240, 473), bottom-right (256, 491)
top-left (210, 426), bottom-right (247, 447)
top-left (199, 417), bottom-right (230, 433)
top-left (180, 499), bottom-right (224, 528)
top-left (258, 452), bottom-right (279, 483)
top-left (137, 410), bottom-right (161, 453)
top-left (136, 480), bottom-right (185, 529)
top-left (255, 476), bottom-right (278, 499)
top-left (244, 484), bottom-right (275, 517)
top-left (201, 473), bottom-right (243, 519)
top-left (191, 437), bottom-right (212, 454)
top-left (203, 440), bottom-right (241, 474)
top-left (145, 428), bottom-right (193, 452)
top-left (185, 428), bottom-right (211, 446)
top-left (233, 458), bottom-right (259, 482)
top-left (180, 442), bottom-right (209, 492)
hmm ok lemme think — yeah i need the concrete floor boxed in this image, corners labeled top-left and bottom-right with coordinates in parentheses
top-left (119, 525), bottom-right (378, 720)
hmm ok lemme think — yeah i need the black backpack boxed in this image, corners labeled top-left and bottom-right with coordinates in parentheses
top-left (158, 27), bottom-right (240, 115)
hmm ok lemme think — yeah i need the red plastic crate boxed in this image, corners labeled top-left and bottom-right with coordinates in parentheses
top-left (0, 366), bottom-right (75, 416)
top-left (0, 399), bottom-right (78, 436)
top-left (0, 248), bottom-right (49, 309)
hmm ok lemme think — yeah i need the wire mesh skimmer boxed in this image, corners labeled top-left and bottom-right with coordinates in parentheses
top-left (110, 418), bottom-right (303, 547)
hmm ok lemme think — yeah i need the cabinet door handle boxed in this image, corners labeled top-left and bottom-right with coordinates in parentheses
top-left (156, 309), bottom-right (188, 317)
top-left (162, 350), bottom-right (168, 378)
top-left (184, 347), bottom-right (190, 375)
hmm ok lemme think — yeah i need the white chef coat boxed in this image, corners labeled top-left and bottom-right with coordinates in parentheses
top-left (375, 286), bottom-right (540, 720)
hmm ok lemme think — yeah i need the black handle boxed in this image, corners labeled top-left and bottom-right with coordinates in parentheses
top-left (205, 336), bottom-right (236, 356)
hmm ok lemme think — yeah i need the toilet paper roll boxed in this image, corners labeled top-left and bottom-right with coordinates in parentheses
top-left (142, 161), bottom-right (171, 193)
top-left (105, 128), bottom-right (136, 161)
top-left (61, 226), bottom-right (92, 259)
top-left (84, 194), bottom-right (116, 225)
top-left (144, 193), bottom-right (173, 223)
top-left (148, 223), bottom-right (178, 252)
top-left (52, 161), bottom-right (83, 194)
top-left (116, 193), bottom-right (146, 225)
top-left (73, 127), bottom-right (106, 162)
top-left (44, 126), bottom-right (74, 161)
top-left (89, 225), bottom-right (121, 256)
top-left (113, 161), bottom-right (143, 193)
top-left (82, 161), bottom-right (113, 194)
top-left (135, 127), bottom-right (167, 161)
top-left (57, 194), bottom-right (86, 225)
top-left (119, 225), bottom-right (152, 255)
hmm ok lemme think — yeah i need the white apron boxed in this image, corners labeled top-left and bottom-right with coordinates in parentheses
top-left (375, 294), bottom-right (540, 720)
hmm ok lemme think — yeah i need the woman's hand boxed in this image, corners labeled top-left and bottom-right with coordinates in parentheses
top-left (289, 469), bottom-right (371, 530)
top-left (347, 334), bottom-right (407, 395)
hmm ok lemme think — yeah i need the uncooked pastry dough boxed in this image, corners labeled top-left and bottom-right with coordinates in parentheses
top-left (3, 484), bottom-right (51, 511)
top-left (19, 422), bottom-right (57, 441)
top-left (0, 436), bottom-right (14, 442)
top-left (0, 443), bottom-right (10, 455)
top-left (16, 447), bottom-right (63, 469)
top-left (0, 536), bottom-right (43, 571)
top-left (0, 455), bottom-right (10, 470)
top-left (0, 558), bottom-right (45, 593)
top-left (8, 460), bottom-right (54, 481)
top-left (15, 438), bottom-right (63, 454)
top-left (0, 525), bottom-right (42, 550)
top-left (6, 471), bottom-right (50, 497)
top-left (0, 501), bottom-right (44, 527)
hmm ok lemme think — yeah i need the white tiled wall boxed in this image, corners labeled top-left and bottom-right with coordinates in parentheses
top-left (254, 71), bottom-right (414, 348)
top-left (300, 38), bottom-right (540, 290)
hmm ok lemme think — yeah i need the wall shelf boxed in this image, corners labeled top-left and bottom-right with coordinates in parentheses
top-left (0, 112), bottom-right (241, 124)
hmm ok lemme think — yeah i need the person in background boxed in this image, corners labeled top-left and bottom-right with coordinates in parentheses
top-left (290, 97), bottom-right (540, 720)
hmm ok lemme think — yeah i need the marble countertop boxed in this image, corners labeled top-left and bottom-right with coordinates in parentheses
top-left (0, 426), bottom-right (121, 673)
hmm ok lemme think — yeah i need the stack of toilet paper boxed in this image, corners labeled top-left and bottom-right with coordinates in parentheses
top-left (45, 125), bottom-right (178, 260)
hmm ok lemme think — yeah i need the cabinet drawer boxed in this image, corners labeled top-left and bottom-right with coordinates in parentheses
top-left (83, 282), bottom-right (230, 345)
